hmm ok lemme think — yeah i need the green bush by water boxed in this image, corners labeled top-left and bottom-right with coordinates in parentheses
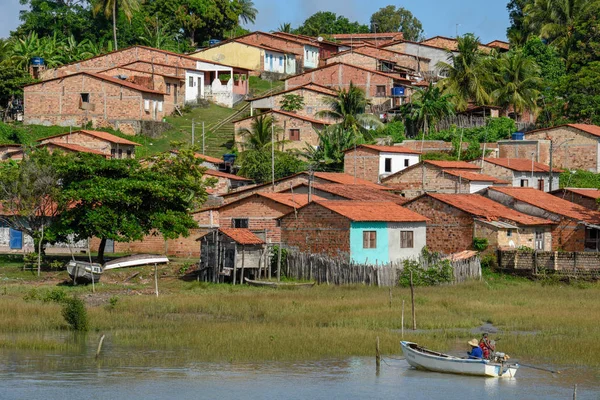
top-left (62, 297), bottom-right (88, 331)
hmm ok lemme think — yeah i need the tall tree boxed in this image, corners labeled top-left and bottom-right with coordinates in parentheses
top-left (277, 23), bottom-right (293, 33)
top-left (304, 125), bottom-right (363, 172)
top-left (237, 114), bottom-right (285, 151)
top-left (295, 12), bottom-right (369, 36)
top-left (92, 0), bottom-right (141, 51)
top-left (437, 33), bottom-right (493, 111)
top-left (506, 0), bottom-right (532, 45)
top-left (369, 5), bottom-right (424, 41)
top-left (236, 0), bottom-right (257, 25)
top-left (52, 150), bottom-right (212, 263)
top-left (401, 84), bottom-right (455, 134)
top-left (491, 50), bottom-right (542, 120)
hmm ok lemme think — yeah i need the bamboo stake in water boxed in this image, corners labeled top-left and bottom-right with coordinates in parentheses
top-left (573, 384), bottom-right (577, 400)
top-left (95, 334), bottom-right (105, 360)
top-left (376, 336), bottom-right (381, 369)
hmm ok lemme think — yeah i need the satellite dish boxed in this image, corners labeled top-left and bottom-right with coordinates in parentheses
top-left (317, 36), bottom-right (324, 42)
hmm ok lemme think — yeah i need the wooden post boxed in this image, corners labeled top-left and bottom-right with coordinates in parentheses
top-left (277, 243), bottom-right (282, 282)
top-left (233, 243), bottom-right (238, 285)
top-left (401, 299), bottom-right (405, 339)
top-left (410, 270), bottom-right (416, 330)
top-left (241, 245), bottom-right (245, 284)
top-left (573, 384), bottom-right (577, 400)
top-left (154, 263), bottom-right (159, 297)
top-left (88, 238), bottom-right (95, 293)
top-left (95, 334), bottom-right (106, 360)
top-left (388, 287), bottom-right (392, 308)
top-left (376, 336), bottom-right (381, 369)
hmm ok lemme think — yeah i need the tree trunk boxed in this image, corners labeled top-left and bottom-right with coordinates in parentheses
top-left (97, 237), bottom-right (107, 265)
top-left (37, 224), bottom-right (44, 277)
top-left (112, 2), bottom-right (118, 51)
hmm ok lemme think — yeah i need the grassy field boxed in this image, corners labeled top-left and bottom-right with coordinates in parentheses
top-left (1, 259), bottom-right (599, 367)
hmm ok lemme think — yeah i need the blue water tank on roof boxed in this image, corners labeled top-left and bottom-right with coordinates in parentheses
top-left (31, 57), bottom-right (45, 66)
top-left (209, 39), bottom-right (221, 46)
top-left (511, 132), bottom-right (525, 140)
top-left (391, 87), bottom-right (405, 97)
top-left (223, 153), bottom-right (236, 164)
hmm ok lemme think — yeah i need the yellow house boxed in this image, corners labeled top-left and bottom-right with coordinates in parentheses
top-left (190, 40), bottom-right (297, 76)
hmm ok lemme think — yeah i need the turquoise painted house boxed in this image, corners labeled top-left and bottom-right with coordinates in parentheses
top-left (280, 201), bottom-right (429, 265)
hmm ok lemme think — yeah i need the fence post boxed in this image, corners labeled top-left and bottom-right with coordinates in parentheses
top-left (410, 270), bottom-right (416, 330)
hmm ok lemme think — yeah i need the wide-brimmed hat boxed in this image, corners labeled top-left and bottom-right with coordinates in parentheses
top-left (468, 339), bottom-right (479, 347)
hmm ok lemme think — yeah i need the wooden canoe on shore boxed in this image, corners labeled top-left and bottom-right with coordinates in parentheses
top-left (401, 341), bottom-right (518, 378)
top-left (103, 254), bottom-right (170, 270)
top-left (244, 278), bottom-right (315, 288)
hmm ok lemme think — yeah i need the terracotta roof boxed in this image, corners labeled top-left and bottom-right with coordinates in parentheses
top-left (311, 183), bottom-right (408, 204)
top-left (333, 32), bottom-right (404, 40)
top-left (325, 45), bottom-right (430, 64)
top-left (424, 193), bottom-right (553, 226)
top-left (37, 130), bottom-right (140, 146)
top-left (258, 192), bottom-right (325, 208)
top-left (424, 160), bottom-right (481, 170)
top-left (284, 62), bottom-right (412, 84)
top-left (233, 110), bottom-right (332, 125)
top-left (489, 187), bottom-right (600, 224)
top-left (204, 169), bottom-right (252, 181)
top-left (557, 188), bottom-right (600, 200)
top-left (441, 170), bottom-right (509, 184)
top-left (99, 66), bottom-right (185, 80)
top-left (312, 172), bottom-right (388, 189)
top-left (219, 228), bottom-right (265, 245)
top-left (195, 153), bottom-right (223, 164)
top-left (42, 141), bottom-right (107, 156)
top-left (24, 71), bottom-right (165, 94)
top-left (249, 83), bottom-right (337, 101)
top-left (483, 158), bottom-right (562, 173)
top-left (315, 201), bottom-right (428, 222)
top-left (344, 144), bottom-right (421, 155)
top-left (486, 40), bottom-right (510, 50)
top-left (524, 123), bottom-right (600, 138)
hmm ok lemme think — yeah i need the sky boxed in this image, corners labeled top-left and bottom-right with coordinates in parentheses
top-left (0, 0), bottom-right (510, 43)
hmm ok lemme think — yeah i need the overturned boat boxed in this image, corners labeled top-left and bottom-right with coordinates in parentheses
top-left (67, 260), bottom-right (103, 284)
top-left (401, 341), bottom-right (518, 378)
top-left (103, 254), bottom-right (170, 271)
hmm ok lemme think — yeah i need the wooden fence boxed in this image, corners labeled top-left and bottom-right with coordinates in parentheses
top-left (283, 249), bottom-right (481, 287)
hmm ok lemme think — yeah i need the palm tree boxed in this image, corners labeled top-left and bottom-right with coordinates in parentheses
top-left (92, 0), bottom-right (141, 51)
top-left (436, 33), bottom-right (493, 111)
top-left (238, 114), bottom-right (285, 151)
top-left (491, 51), bottom-right (542, 121)
top-left (278, 23), bottom-right (292, 33)
top-left (316, 82), bottom-right (382, 141)
top-left (403, 83), bottom-right (455, 134)
top-left (304, 125), bottom-right (364, 172)
top-left (237, 0), bottom-right (257, 25)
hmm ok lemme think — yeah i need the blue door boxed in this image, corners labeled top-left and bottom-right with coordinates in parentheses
top-left (9, 229), bottom-right (23, 249)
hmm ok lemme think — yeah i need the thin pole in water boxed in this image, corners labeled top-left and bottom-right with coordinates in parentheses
top-left (154, 263), bottom-right (159, 297)
top-left (95, 334), bottom-right (105, 360)
top-left (401, 299), bottom-right (405, 339)
top-left (376, 336), bottom-right (381, 369)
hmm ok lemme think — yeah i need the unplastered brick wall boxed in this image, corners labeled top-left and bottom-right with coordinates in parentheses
top-left (280, 202), bottom-right (351, 257)
top-left (223, 175), bottom-right (309, 203)
top-left (343, 147), bottom-right (380, 183)
top-left (404, 195), bottom-right (474, 254)
top-left (498, 250), bottom-right (600, 273)
top-left (254, 88), bottom-right (335, 121)
top-left (38, 132), bottom-right (136, 157)
top-left (525, 126), bottom-right (600, 172)
top-left (498, 140), bottom-right (551, 165)
top-left (552, 190), bottom-right (600, 211)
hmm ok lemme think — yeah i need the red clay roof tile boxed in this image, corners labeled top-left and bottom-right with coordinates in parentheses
top-left (204, 169), bottom-right (252, 181)
top-left (345, 144), bottom-right (421, 155)
top-left (219, 228), bottom-right (265, 245)
top-left (315, 200), bottom-right (428, 222)
top-left (312, 172), bottom-right (387, 189)
top-left (38, 130), bottom-right (140, 146)
top-left (558, 188), bottom-right (600, 200)
top-left (441, 170), bottom-right (509, 184)
top-left (424, 160), bottom-right (481, 169)
top-left (311, 183), bottom-right (408, 204)
top-left (483, 158), bottom-right (562, 173)
top-left (258, 192), bottom-right (325, 208)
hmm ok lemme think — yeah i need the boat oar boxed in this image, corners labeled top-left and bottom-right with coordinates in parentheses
top-left (516, 363), bottom-right (561, 374)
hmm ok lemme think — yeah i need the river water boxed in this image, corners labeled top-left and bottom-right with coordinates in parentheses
top-left (1, 346), bottom-right (598, 399)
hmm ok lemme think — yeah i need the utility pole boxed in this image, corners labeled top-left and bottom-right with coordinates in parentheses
top-left (271, 122), bottom-right (275, 189)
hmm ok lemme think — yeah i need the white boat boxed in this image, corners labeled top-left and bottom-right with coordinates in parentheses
top-left (103, 254), bottom-right (170, 271)
top-left (400, 341), bottom-right (518, 378)
top-left (67, 260), bottom-right (103, 284)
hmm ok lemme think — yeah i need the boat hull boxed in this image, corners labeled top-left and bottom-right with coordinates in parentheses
top-left (401, 341), bottom-right (518, 378)
top-left (67, 261), bottom-right (103, 284)
top-left (103, 254), bottom-right (170, 271)
top-left (244, 278), bottom-right (315, 288)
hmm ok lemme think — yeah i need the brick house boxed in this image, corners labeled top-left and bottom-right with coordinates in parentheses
top-left (4, 141), bottom-right (109, 160)
top-left (24, 72), bottom-right (166, 134)
top-left (551, 188), bottom-right (600, 211)
top-left (195, 192), bottom-right (322, 244)
top-left (479, 158), bottom-right (562, 192)
top-left (401, 140), bottom-right (500, 158)
top-left (498, 139), bottom-right (551, 165)
top-left (486, 40), bottom-right (510, 51)
top-left (420, 36), bottom-right (494, 52)
top-left (343, 144), bottom-right (421, 183)
top-left (485, 187), bottom-right (600, 251)
top-left (204, 169), bottom-right (253, 195)
top-left (233, 110), bottom-right (332, 152)
top-left (37, 130), bottom-right (139, 158)
top-left (331, 32), bottom-right (404, 47)
top-left (522, 124), bottom-right (600, 172)
top-left (270, 32), bottom-right (341, 61)
top-left (221, 171), bottom-right (388, 204)
top-left (324, 45), bottom-right (429, 78)
top-left (381, 160), bottom-right (504, 199)
top-left (280, 201), bottom-right (428, 264)
top-left (404, 193), bottom-right (554, 254)
top-left (381, 40), bottom-right (455, 79)
top-left (281, 183), bottom-right (408, 205)
top-left (248, 83), bottom-right (337, 120)
top-left (284, 63), bottom-right (413, 109)
top-left (0, 144), bottom-right (28, 160)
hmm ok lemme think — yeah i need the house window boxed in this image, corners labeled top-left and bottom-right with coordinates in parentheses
top-left (307, 106), bottom-right (314, 114)
top-left (384, 158), bottom-right (392, 173)
top-left (520, 179), bottom-right (529, 187)
top-left (158, 101), bottom-right (163, 112)
top-left (376, 85), bottom-right (386, 97)
top-left (189, 76), bottom-right (194, 87)
top-left (111, 149), bottom-right (116, 158)
top-left (166, 83), bottom-right (171, 95)
top-left (585, 228), bottom-right (600, 251)
top-left (506, 230), bottom-right (513, 237)
top-left (400, 231), bottom-right (414, 248)
top-left (118, 149), bottom-right (123, 159)
top-left (404, 159), bottom-right (410, 167)
top-left (126, 149), bottom-right (132, 159)
top-left (289, 129), bottom-right (300, 141)
top-left (538, 179), bottom-right (544, 191)
top-left (80, 93), bottom-right (90, 103)
top-left (144, 99), bottom-right (150, 111)
top-left (535, 230), bottom-right (544, 250)
top-left (232, 218), bottom-right (249, 229)
top-left (363, 231), bottom-right (377, 249)
top-left (279, 56), bottom-right (283, 66)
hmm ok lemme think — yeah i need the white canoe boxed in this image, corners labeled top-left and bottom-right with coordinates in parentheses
top-left (103, 254), bottom-right (170, 271)
top-left (400, 341), bottom-right (518, 378)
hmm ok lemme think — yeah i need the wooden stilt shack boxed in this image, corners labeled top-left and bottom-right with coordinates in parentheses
top-left (198, 228), bottom-right (266, 283)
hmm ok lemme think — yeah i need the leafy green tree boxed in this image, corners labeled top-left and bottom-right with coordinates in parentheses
top-left (277, 23), bottom-right (293, 33)
top-left (280, 94), bottom-right (305, 112)
top-left (400, 83), bottom-right (455, 135)
top-left (52, 149), bottom-right (213, 263)
top-left (369, 5), bottom-right (424, 41)
top-left (556, 61), bottom-right (600, 125)
top-left (304, 125), bottom-right (364, 172)
top-left (237, 114), bottom-right (286, 151)
top-left (0, 65), bottom-right (35, 109)
top-left (236, 0), bottom-right (257, 25)
top-left (507, 0), bottom-right (532, 45)
top-left (437, 33), bottom-right (493, 111)
top-left (92, 0), bottom-right (141, 51)
top-left (237, 150), bottom-right (305, 182)
top-left (316, 82), bottom-right (382, 141)
top-left (491, 50), bottom-right (542, 120)
top-left (296, 12), bottom-right (369, 36)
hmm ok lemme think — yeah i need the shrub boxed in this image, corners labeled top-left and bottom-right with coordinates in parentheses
top-left (270, 245), bottom-right (288, 277)
top-left (280, 94), bottom-right (305, 112)
top-left (398, 251), bottom-right (453, 287)
top-left (106, 296), bottom-right (119, 312)
top-left (23, 252), bottom-right (38, 268)
top-left (178, 262), bottom-right (193, 275)
top-left (473, 237), bottom-right (489, 252)
top-left (42, 288), bottom-right (68, 303)
top-left (481, 254), bottom-right (498, 271)
top-left (62, 297), bottom-right (89, 331)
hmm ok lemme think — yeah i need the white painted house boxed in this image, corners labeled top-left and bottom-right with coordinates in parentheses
top-left (344, 145), bottom-right (422, 183)
top-left (186, 60), bottom-right (250, 108)
top-left (479, 158), bottom-right (562, 192)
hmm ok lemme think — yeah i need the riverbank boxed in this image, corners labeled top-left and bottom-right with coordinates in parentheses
top-left (1, 262), bottom-right (599, 367)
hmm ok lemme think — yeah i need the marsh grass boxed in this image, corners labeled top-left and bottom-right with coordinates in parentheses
top-left (1, 269), bottom-right (599, 366)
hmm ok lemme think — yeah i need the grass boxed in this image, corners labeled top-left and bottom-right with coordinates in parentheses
top-left (1, 262), bottom-right (599, 367)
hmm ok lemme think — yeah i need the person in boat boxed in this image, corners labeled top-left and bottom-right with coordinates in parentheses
top-left (479, 333), bottom-right (495, 359)
top-left (468, 339), bottom-right (483, 359)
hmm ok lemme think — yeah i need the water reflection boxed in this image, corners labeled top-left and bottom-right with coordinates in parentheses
top-left (0, 345), bottom-right (598, 400)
